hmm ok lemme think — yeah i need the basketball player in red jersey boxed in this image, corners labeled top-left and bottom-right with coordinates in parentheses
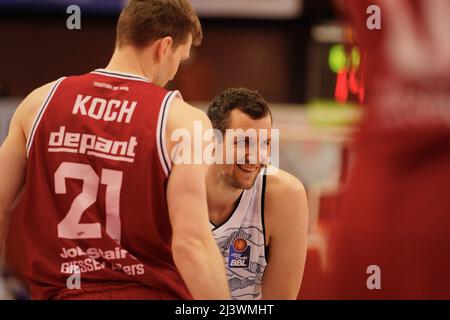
top-left (328, 0), bottom-right (450, 298)
top-left (0, 0), bottom-right (229, 300)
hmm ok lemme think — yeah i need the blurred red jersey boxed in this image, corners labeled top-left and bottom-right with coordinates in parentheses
top-left (22, 69), bottom-right (191, 300)
top-left (329, 0), bottom-right (450, 299)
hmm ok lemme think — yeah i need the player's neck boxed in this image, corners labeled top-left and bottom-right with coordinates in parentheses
top-left (105, 46), bottom-right (154, 81)
top-left (206, 167), bottom-right (243, 222)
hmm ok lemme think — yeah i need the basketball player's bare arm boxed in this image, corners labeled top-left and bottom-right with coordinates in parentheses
top-left (261, 169), bottom-right (309, 299)
top-left (0, 82), bottom-right (55, 257)
top-left (166, 98), bottom-right (230, 300)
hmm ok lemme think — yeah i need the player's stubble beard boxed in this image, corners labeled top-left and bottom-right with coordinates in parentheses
top-left (220, 164), bottom-right (263, 191)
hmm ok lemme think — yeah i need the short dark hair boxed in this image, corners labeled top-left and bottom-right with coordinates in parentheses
top-left (207, 88), bottom-right (272, 133)
top-left (116, 0), bottom-right (203, 49)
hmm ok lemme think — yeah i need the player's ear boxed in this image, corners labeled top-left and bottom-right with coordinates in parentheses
top-left (158, 37), bottom-right (173, 59)
top-left (151, 37), bottom-right (171, 63)
top-left (148, 38), bottom-right (162, 64)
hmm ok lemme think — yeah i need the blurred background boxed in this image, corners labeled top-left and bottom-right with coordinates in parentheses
top-left (0, 0), bottom-right (448, 300)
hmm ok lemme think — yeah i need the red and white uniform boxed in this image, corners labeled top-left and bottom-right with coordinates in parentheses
top-left (22, 69), bottom-right (190, 299)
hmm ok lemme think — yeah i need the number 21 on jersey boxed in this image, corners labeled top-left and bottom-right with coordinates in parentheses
top-left (54, 162), bottom-right (122, 243)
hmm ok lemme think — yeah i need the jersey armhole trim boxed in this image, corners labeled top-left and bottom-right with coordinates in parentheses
top-left (211, 190), bottom-right (244, 232)
top-left (26, 77), bottom-right (66, 158)
top-left (157, 90), bottom-right (180, 177)
top-left (261, 169), bottom-right (268, 262)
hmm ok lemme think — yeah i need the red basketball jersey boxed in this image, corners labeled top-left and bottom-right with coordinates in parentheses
top-left (22, 69), bottom-right (191, 299)
top-left (329, 0), bottom-right (450, 298)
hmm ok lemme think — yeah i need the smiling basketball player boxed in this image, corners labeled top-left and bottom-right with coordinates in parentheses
top-left (206, 88), bottom-right (309, 299)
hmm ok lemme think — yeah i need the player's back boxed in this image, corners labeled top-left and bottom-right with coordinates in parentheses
top-left (22, 69), bottom-right (190, 299)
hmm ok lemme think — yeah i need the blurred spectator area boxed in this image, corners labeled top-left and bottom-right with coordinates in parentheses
top-left (0, 0), bottom-right (336, 103)
top-left (0, 17), bottom-right (307, 102)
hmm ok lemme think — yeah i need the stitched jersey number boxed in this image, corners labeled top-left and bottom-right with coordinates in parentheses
top-left (55, 162), bottom-right (123, 243)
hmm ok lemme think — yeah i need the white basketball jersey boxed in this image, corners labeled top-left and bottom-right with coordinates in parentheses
top-left (210, 173), bottom-right (267, 300)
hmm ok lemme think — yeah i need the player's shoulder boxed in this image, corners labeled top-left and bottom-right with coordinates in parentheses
top-left (15, 80), bottom-right (60, 134)
top-left (169, 98), bottom-right (211, 127)
top-left (263, 168), bottom-right (308, 239)
top-left (23, 80), bottom-right (58, 108)
top-left (265, 167), bottom-right (306, 202)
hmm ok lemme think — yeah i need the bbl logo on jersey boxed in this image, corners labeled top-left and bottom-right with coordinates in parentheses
top-left (228, 238), bottom-right (251, 268)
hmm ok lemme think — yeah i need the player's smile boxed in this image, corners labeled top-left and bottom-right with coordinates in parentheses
top-left (237, 164), bottom-right (260, 173)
